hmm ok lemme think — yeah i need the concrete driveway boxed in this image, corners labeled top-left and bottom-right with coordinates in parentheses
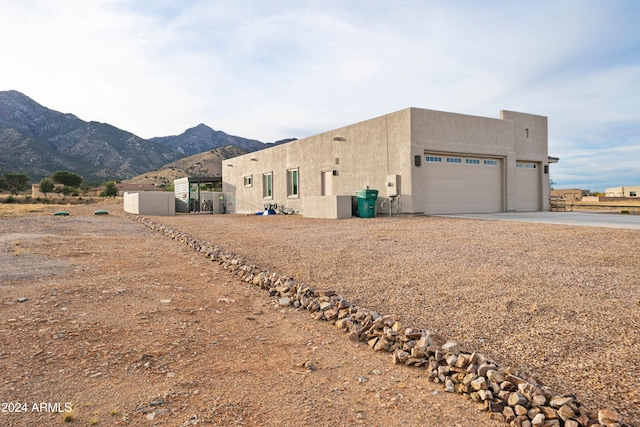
top-left (437, 211), bottom-right (640, 229)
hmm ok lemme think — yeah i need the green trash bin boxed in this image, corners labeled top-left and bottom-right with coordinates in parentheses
top-left (355, 189), bottom-right (378, 218)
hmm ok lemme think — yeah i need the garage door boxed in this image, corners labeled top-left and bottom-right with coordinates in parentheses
top-left (422, 154), bottom-right (503, 214)
top-left (515, 162), bottom-right (541, 211)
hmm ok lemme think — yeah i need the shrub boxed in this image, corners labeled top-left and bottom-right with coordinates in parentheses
top-left (62, 410), bottom-right (75, 422)
top-left (100, 181), bottom-right (117, 197)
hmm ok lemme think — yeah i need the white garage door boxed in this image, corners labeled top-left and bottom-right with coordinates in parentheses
top-left (422, 154), bottom-right (503, 214)
top-left (515, 162), bottom-right (541, 211)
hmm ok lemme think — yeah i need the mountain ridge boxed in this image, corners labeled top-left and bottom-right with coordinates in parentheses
top-left (0, 90), bottom-right (295, 183)
top-left (125, 145), bottom-right (248, 187)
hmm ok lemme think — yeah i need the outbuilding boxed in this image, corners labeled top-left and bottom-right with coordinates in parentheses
top-left (222, 107), bottom-right (556, 217)
top-left (123, 191), bottom-right (175, 216)
top-left (174, 176), bottom-right (225, 214)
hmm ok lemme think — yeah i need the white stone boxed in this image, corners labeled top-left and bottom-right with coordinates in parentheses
top-left (442, 341), bottom-right (461, 355)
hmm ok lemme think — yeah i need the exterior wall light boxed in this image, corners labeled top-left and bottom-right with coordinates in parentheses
top-left (250, 157), bottom-right (258, 161)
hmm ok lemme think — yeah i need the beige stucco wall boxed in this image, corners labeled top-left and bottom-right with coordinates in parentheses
top-left (407, 108), bottom-right (549, 213)
top-left (501, 110), bottom-right (550, 211)
top-left (123, 192), bottom-right (176, 216)
top-left (222, 107), bottom-right (551, 215)
top-left (223, 109), bottom-right (412, 214)
top-left (605, 186), bottom-right (640, 197)
top-left (303, 195), bottom-right (353, 219)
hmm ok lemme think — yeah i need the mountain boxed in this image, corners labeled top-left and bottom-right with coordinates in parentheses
top-left (0, 90), bottom-right (296, 184)
top-left (0, 90), bottom-right (180, 182)
top-left (151, 123), bottom-right (263, 156)
top-left (150, 123), bottom-right (295, 157)
top-left (125, 145), bottom-right (248, 187)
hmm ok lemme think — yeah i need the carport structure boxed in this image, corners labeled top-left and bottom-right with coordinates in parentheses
top-left (174, 176), bottom-right (223, 213)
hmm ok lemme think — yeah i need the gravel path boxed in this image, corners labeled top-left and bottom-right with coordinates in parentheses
top-left (151, 213), bottom-right (640, 423)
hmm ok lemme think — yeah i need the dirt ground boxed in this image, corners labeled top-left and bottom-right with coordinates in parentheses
top-left (0, 202), bottom-right (503, 427)
top-left (149, 208), bottom-right (640, 425)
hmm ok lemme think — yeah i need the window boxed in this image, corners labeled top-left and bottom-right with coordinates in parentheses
top-left (525, 163), bottom-right (537, 169)
top-left (466, 158), bottom-right (480, 165)
top-left (525, 128), bottom-right (529, 139)
top-left (262, 172), bottom-right (273, 199)
top-left (425, 156), bottom-right (442, 163)
top-left (516, 163), bottom-right (523, 168)
top-left (483, 159), bottom-right (498, 166)
top-left (287, 168), bottom-right (299, 197)
top-left (243, 175), bottom-right (253, 187)
top-left (446, 157), bottom-right (462, 164)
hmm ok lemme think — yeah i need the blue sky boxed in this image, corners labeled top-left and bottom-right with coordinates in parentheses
top-left (1, 0), bottom-right (638, 191)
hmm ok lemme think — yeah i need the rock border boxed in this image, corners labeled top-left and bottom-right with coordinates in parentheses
top-left (126, 214), bottom-right (630, 427)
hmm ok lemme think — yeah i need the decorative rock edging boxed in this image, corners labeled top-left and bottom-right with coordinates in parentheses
top-left (126, 213), bottom-right (631, 427)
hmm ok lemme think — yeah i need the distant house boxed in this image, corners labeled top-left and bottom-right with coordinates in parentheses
top-left (88, 183), bottom-right (163, 197)
top-left (31, 183), bottom-right (65, 199)
top-left (605, 186), bottom-right (640, 198)
top-left (551, 189), bottom-right (590, 201)
top-left (223, 107), bottom-right (556, 216)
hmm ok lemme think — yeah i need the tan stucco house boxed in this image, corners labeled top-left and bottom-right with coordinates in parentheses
top-left (605, 186), bottom-right (640, 198)
top-left (31, 183), bottom-right (65, 198)
top-left (551, 189), bottom-right (590, 201)
top-left (222, 107), bottom-right (555, 217)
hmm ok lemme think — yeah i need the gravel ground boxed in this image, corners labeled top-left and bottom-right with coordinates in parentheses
top-left (0, 217), bottom-right (90, 283)
top-left (1, 204), bottom-right (505, 427)
top-left (150, 213), bottom-right (640, 424)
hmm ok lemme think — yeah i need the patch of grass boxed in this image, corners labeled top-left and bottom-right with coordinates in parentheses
top-left (62, 409), bottom-right (75, 422)
top-left (12, 241), bottom-right (24, 256)
top-left (0, 204), bottom-right (52, 218)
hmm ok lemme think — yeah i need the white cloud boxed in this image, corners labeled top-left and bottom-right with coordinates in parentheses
top-left (0, 0), bottom-right (639, 190)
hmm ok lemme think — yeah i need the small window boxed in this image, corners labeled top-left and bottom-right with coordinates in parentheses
top-left (425, 156), bottom-right (442, 163)
top-left (483, 159), bottom-right (498, 166)
top-left (262, 172), bottom-right (273, 199)
top-left (243, 175), bottom-right (253, 187)
top-left (630, 192), bottom-right (637, 197)
top-left (525, 163), bottom-right (537, 169)
top-left (516, 163), bottom-right (523, 168)
top-left (287, 168), bottom-right (299, 197)
top-left (525, 128), bottom-right (529, 139)
top-left (446, 157), bottom-right (462, 164)
top-left (466, 158), bottom-right (480, 165)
